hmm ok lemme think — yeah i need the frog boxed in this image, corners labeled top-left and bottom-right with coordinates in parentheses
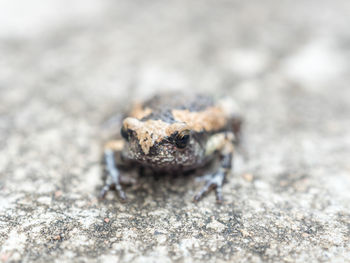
top-left (100, 93), bottom-right (243, 203)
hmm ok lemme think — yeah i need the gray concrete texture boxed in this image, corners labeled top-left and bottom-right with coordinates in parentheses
top-left (1, 0), bottom-right (350, 262)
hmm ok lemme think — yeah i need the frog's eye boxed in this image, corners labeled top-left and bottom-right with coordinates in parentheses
top-left (175, 130), bottom-right (190, 149)
top-left (121, 126), bottom-right (130, 141)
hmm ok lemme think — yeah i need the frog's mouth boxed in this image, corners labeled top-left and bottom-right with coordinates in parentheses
top-left (124, 138), bottom-right (201, 170)
top-left (126, 139), bottom-right (176, 162)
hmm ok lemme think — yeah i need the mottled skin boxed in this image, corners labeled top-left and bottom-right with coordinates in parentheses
top-left (100, 93), bottom-right (242, 203)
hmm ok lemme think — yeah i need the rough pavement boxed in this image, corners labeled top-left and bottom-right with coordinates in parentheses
top-left (1, 0), bottom-right (350, 262)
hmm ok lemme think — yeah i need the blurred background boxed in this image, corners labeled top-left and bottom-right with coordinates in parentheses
top-left (1, 0), bottom-right (350, 262)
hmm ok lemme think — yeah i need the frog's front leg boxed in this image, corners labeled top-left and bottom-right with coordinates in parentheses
top-left (99, 140), bottom-right (132, 201)
top-left (194, 132), bottom-right (234, 203)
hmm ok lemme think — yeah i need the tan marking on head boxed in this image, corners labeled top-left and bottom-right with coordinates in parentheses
top-left (129, 102), bottom-right (152, 120)
top-left (123, 117), bottom-right (142, 130)
top-left (165, 122), bottom-right (189, 136)
top-left (172, 106), bottom-right (227, 132)
top-left (123, 117), bottom-right (190, 154)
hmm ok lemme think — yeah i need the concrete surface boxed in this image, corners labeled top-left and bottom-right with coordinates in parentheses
top-left (1, 0), bottom-right (350, 262)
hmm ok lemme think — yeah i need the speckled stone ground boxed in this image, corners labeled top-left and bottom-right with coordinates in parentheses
top-left (1, 0), bottom-right (350, 262)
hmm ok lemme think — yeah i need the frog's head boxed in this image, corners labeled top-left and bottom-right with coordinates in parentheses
top-left (120, 117), bottom-right (203, 168)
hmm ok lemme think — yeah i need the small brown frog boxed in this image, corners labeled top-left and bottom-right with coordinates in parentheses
top-left (100, 93), bottom-right (242, 203)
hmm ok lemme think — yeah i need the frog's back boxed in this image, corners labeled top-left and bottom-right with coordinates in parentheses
top-left (131, 93), bottom-right (216, 124)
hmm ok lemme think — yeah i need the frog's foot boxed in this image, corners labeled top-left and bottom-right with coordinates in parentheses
top-left (193, 170), bottom-right (225, 203)
top-left (99, 149), bottom-right (127, 201)
top-left (99, 173), bottom-right (127, 201)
